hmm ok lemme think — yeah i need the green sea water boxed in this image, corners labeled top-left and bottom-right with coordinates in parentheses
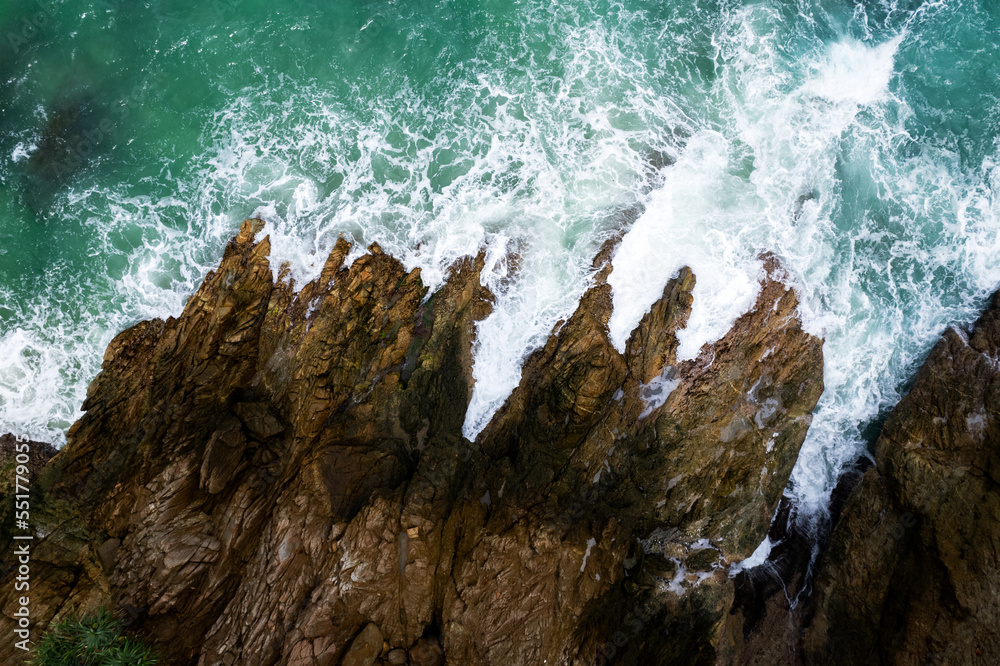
top-left (0, 0), bottom-right (998, 518)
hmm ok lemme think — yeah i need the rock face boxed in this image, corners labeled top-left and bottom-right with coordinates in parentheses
top-left (728, 289), bottom-right (1000, 666)
top-left (801, 291), bottom-right (1000, 665)
top-left (0, 220), bottom-right (823, 665)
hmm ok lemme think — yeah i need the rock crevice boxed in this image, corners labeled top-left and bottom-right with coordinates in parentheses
top-left (0, 220), bottom-right (824, 665)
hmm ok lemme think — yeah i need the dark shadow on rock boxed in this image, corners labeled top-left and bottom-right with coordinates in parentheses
top-left (730, 454), bottom-right (873, 645)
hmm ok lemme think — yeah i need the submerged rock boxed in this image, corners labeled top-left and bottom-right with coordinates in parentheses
top-left (0, 220), bottom-right (823, 664)
top-left (22, 86), bottom-right (102, 212)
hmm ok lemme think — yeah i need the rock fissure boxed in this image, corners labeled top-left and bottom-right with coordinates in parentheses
top-left (1, 220), bottom-right (826, 665)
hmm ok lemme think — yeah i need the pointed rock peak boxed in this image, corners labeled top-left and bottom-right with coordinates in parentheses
top-left (590, 232), bottom-right (625, 286)
top-left (317, 236), bottom-right (354, 291)
top-left (758, 251), bottom-right (792, 289)
top-left (625, 266), bottom-right (696, 385)
top-left (236, 217), bottom-right (266, 244)
top-left (445, 249), bottom-right (488, 280)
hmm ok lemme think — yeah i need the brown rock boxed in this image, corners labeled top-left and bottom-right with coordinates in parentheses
top-left (97, 538), bottom-right (121, 574)
top-left (801, 292), bottom-right (1000, 665)
top-left (0, 222), bottom-right (823, 665)
top-left (342, 623), bottom-right (383, 666)
top-left (409, 637), bottom-right (444, 666)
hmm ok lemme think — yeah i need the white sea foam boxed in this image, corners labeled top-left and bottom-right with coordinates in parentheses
top-left (0, 8), bottom-right (683, 444)
top-left (10, 143), bottom-right (34, 163)
top-left (639, 366), bottom-right (681, 418)
top-left (1, 0), bottom-right (997, 555)
top-left (0, 300), bottom-right (117, 443)
top-left (729, 536), bottom-right (773, 576)
top-left (607, 131), bottom-right (763, 360)
top-left (804, 36), bottom-right (903, 106)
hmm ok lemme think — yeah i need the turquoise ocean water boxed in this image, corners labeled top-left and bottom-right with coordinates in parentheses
top-left (0, 0), bottom-right (998, 523)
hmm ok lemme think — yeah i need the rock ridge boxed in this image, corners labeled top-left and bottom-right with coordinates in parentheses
top-left (729, 289), bottom-right (1000, 666)
top-left (0, 219), bottom-right (824, 665)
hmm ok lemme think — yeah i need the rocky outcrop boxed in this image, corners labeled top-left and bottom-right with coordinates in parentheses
top-left (728, 289), bottom-right (1000, 666)
top-left (0, 220), bottom-right (823, 665)
top-left (801, 291), bottom-right (1000, 665)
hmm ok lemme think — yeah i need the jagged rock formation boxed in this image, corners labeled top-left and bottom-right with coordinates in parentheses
top-left (802, 291), bottom-right (1000, 665)
top-left (730, 290), bottom-right (1000, 666)
top-left (0, 219), bottom-right (823, 665)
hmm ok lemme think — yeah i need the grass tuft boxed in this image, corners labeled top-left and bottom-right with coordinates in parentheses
top-left (31, 608), bottom-right (159, 666)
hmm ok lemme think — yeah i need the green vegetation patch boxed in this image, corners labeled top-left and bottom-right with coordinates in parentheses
top-left (31, 609), bottom-right (158, 666)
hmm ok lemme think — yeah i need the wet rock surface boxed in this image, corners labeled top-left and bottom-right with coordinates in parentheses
top-left (0, 220), bottom-right (824, 665)
top-left (801, 291), bottom-right (1000, 666)
top-left (730, 289), bottom-right (1000, 666)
